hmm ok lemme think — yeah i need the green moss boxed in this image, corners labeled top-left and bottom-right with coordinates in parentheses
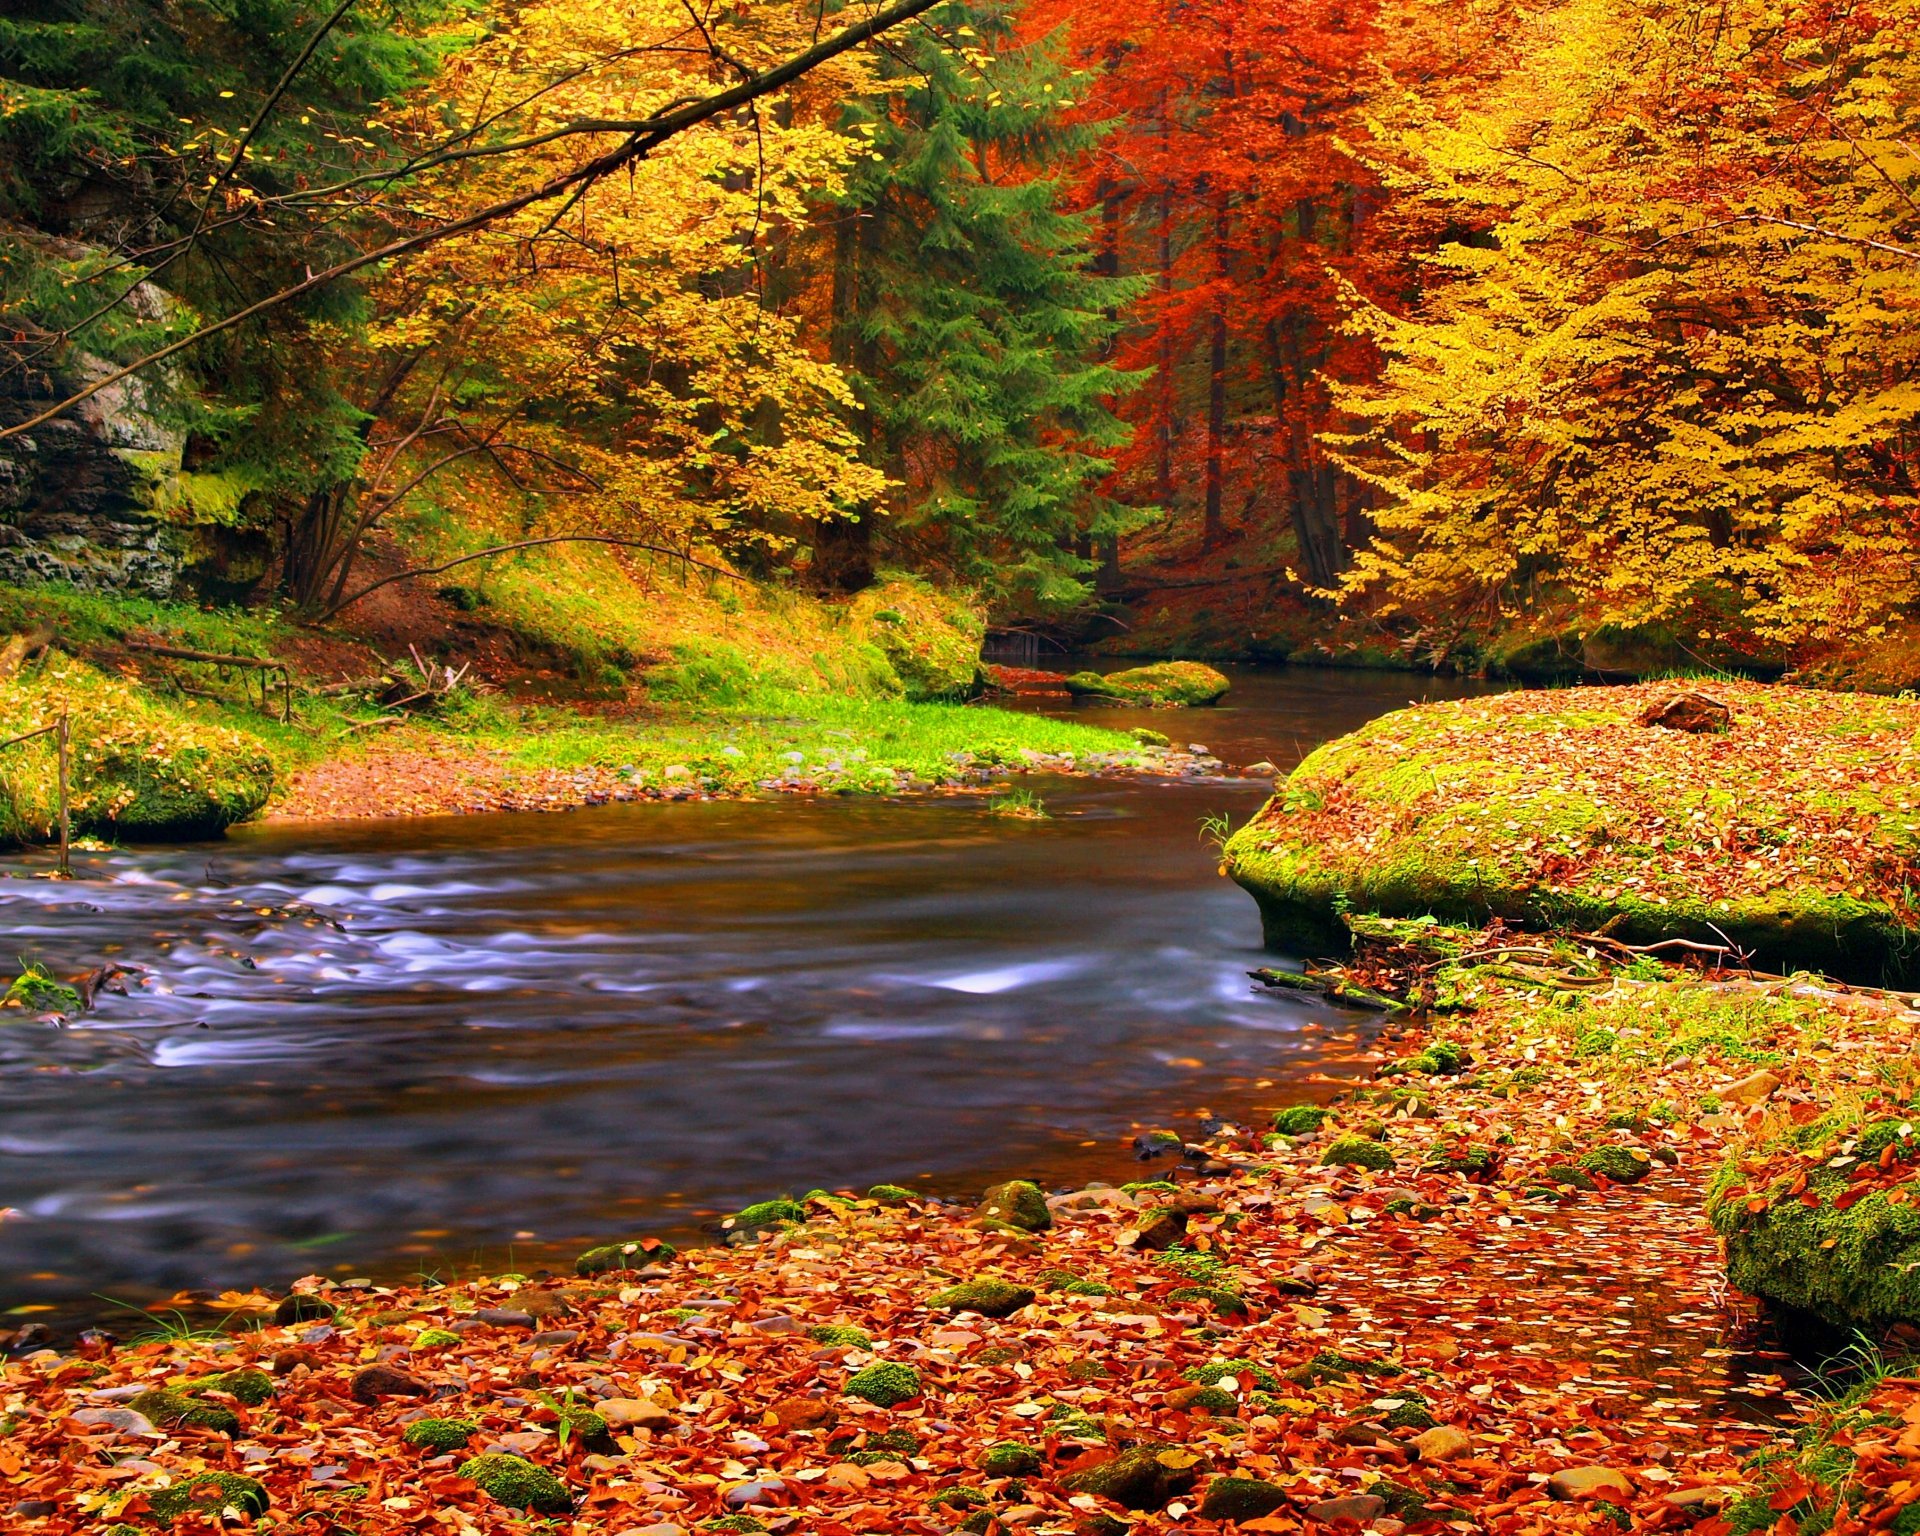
top-left (4, 963), bottom-right (80, 1014)
top-left (1423, 1146), bottom-right (1497, 1177)
top-left (843, 1361), bottom-right (923, 1407)
top-left (456, 1454), bottom-right (572, 1514)
top-left (1179, 1385), bottom-right (1242, 1412)
top-left (1579, 1145), bottom-right (1654, 1184)
top-left (929, 1486), bottom-right (991, 1509)
top-left (980, 1442), bottom-right (1044, 1478)
top-left (414, 1328), bottom-right (462, 1348)
top-left (575, 1237), bottom-right (676, 1274)
top-left (868, 1184), bottom-right (917, 1203)
top-left (403, 1417), bottom-right (480, 1452)
top-left (148, 1472), bottom-right (269, 1524)
top-left (1541, 1163), bottom-right (1599, 1192)
top-left (808, 1323), bottom-right (874, 1349)
top-left (1323, 1136), bottom-right (1396, 1172)
top-left (180, 1367), bottom-right (273, 1406)
top-left (975, 1180), bottom-right (1051, 1233)
top-left (1182, 1359), bottom-right (1280, 1392)
top-left (1382, 1390), bottom-right (1436, 1429)
top-left (127, 1388), bottom-right (239, 1436)
top-left (849, 578), bottom-right (985, 701)
top-left (1271, 1104), bottom-right (1330, 1135)
top-left (704, 1519), bottom-right (769, 1534)
top-left (1198, 1476), bottom-right (1289, 1521)
top-left (1380, 1041), bottom-right (1470, 1077)
top-left (1708, 1137), bottom-right (1920, 1331)
top-left (1291, 1350), bottom-right (1398, 1385)
top-left (725, 1199), bottom-right (807, 1239)
top-left (1059, 1444), bottom-right (1201, 1510)
top-left (928, 1278), bottom-right (1035, 1317)
top-left (1063, 661), bottom-right (1230, 707)
top-left (0, 658), bottom-right (273, 844)
top-left (1167, 1285), bottom-right (1247, 1315)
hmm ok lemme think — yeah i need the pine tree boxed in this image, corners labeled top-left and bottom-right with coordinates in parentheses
top-left (813, 0), bottom-right (1147, 610)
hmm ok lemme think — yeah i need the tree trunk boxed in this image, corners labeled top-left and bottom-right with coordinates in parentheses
top-left (813, 206), bottom-right (876, 592)
top-left (1202, 199), bottom-right (1230, 553)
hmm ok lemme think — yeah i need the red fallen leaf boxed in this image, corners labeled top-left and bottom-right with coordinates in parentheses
top-left (1834, 1185), bottom-right (1871, 1212)
top-left (1746, 1196), bottom-right (1770, 1213)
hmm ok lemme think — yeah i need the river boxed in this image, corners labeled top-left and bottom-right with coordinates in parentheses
top-left (0, 664), bottom-right (1494, 1322)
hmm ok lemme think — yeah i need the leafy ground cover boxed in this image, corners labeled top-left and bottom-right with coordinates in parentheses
top-left (12, 930), bottom-right (1920, 1534)
top-left (1223, 681), bottom-right (1920, 980)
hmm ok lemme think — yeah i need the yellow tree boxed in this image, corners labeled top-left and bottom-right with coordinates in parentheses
top-left (1334, 0), bottom-right (1920, 656)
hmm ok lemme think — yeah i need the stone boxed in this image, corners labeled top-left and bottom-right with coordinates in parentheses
top-left (69, 1407), bottom-right (158, 1437)
top-left (1547, 1467), bottom-right (1634, 1501)
top-left (529, 1329), bottom-right (578, 1347)
top-left (471, 1308), bottom-right (535, 1328)
top-left (1410, 1425), bottom-right (1473, 1462)
top-left (975, 1180), bottom-right (1052, 1233)
top-left (1059, 1445), bottom-right (1204, 1511)
top-left (1129, 1208), bottom-right (1189, 1250)
top-left (1638, 691), bottom-right (1732, 734)
top-left (768, 1396), bottom-right (837, 1433)
top-left (274, 1294), bottom-right (336, 1325)
top-left (1717, 1069), bottom-right (1783, 1106)
top-left (724, 1478), bottom-right (785, 1508)
top-left (1304, 1494), bottom-right (1387, 1523)
top-left (598, 1397), bottom-right (676, 1431)
top-left (349, 1364), bottom-right (432, 1404)
top-left (457, 1454), bottom-right (572, 1514)
top-left (1198, 1476), bottom-right (1290, 1521)
top-left (1133, 1128), bottom-right (1185, 1158)
top-left (1662, 1485), bottom-right (1737, 1511)
top-left (750, 1314), bottom-right (806, 1336)
top-left (11, 1500), bottom-right (59, 1519)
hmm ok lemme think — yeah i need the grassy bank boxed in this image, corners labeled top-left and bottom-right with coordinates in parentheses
top-left (1222, 680), bottom-right (1920, 981)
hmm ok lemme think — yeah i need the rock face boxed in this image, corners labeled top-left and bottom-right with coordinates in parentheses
top-left (0, 249), bottom-right (185, 596)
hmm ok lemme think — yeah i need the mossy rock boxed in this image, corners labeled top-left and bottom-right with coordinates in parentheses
top-left (575, 1237), bottom-right (676, 1275)
top-left (928, 1278), bottom-right (1035, 1318)
top-left (1579, 1145), bottom-right (1654, 1184)
top-left (1182, 1359), bottom-right (1280, 1392)
top-left (1423, 1146), bottom-right (1497, 1177)
top-left (1062, 661), bottom-right (1229, 707)
top-left (868, 1183), bottom-right (917, 1204)
top-left (704, 1520), bottom-right (769, 1534)
top-left (1129, 726), bottom-right (1171, 747)
top-left (724, 1199), bottom-right (808, 1241)
top-left (929, 1486), bottom-right (991, 1510)
top-left (808, 1323), bottom-right (874, 1349)
top-left (128, 1388), bottom-right (238, 1436)
top-left (1271, 1104), bottom-right (1330, 1135)
top-left (456, 1454), bottom-right (572, 1514)
top-left (1380, 1041), bottom-right (1471, 1077)
top-left (148, 1471), bottom-right (269, 1524)
top-left (179, 1367), bottom-right (273, 1406)
top-left (1323, 1135), bottom-right (1396, 1172)
top-left (1289, 1350), bottom-right (1398, 1386)
top-left (979, 1442), bottom-right (1044, 1477)
top-left (1167, 1284), bottom-right (1247, 1315)
top-left (1708, 1129), bottom-right (1920, 1332)
top-left (414, 1327), bottom-right (462, 1348)
top-left (843, 1361), bottom-right (922, 1407)
top-left (1541, 1162), bottom-right (1599, 1192)
top-left (4, 965), bottom-right (80, 1014)
top-left (403, 1417), bottom-right (480, 1452)
top-left (1059, 1444), bottom-right (1203, 1511)
top-left (1198, 1476), bottom-right (1289, 1521)
top-left (1381, 1390), bottom-right (1436, 1429)
top-left (849, 578), bottom-right (986, 701)
top-left (975, 1179), bottom-right (1051, 1233)
top-left (0, 658), bottom-right (273, 845)
top-left (1222, 682), bottom-right (1920, 982)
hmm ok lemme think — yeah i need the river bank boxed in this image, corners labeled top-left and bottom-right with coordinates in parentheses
top-left (9, 943), bottom-right (1910, 1535)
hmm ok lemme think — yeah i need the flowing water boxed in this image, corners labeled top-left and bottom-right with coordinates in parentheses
top-left (0, 666), bottom-right (1494, 1320)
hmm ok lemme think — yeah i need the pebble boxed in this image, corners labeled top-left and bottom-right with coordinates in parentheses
top-left (598, 1396), bottom-right (677, 1431)
top-left (69, 1407), bottom-right (158, 1437)
top-left (1305, 1494), bottom-right (1386, 1522)
top-left (1411, 1424), bottom-right (1473, 1461)
top-left (724, 1478), bottom-right (785, 1508)
top-left (349, 1364), bottom-right (432, 1403)
top-left (1548, 1467), bottom-right (1634, 1501)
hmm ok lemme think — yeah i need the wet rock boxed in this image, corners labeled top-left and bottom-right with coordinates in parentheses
top-left (350, 1364), bottom-right (432, 1404)
top-left (1133, 1128), bottom-right (1185, 1158)
top-left (1304, 1494), bottom-right (1386, 1523)
top-left (1638, 691), bottom-right (1732, 734)
top-left (1059, 1444), bottom-right (1203, 1511)
top-left (975, 1180), bottom-right (1052, 1233)
top-left (274, 1294), bottom-right (337, 1325)
top-left (1548, 1467), bottom-right (1633, 1501)
top-left (1411, 1425), bottom-right (1473, 1462)
top-left (7, 1323), bottom-right (54, 1353)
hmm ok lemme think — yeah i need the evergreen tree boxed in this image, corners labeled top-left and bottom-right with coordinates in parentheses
top-left (813, 0), bottom-right (1148, 610)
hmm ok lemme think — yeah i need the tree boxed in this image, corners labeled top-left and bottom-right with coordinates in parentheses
top-left (808, 0), bottom-right (1147, 610)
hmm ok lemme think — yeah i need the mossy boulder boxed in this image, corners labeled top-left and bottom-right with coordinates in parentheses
top-left (128, 1387), bottom-right (239, 1435)
top-left (575, 1237), bottom-right (676, 1274)
top-left (1708, 1126), bottom-right (1920, 1332)
top-left (1380, 1041), bottom-right (1471, 1077)
top-left (849, 578), bottom-right (986, 701)
top-left (1199, 1476), bottom-right (1290, 1521)
top-left (403, 1417), bottom-right (480, 1452)
top-left (928, 1278), bottom-right (1035, 1318)
top-left (1323, 1135), bottom-right (1396, 1172)
top-left (975, 1179), bottom-right (1051, 1233)
top-left (0, 658), bottom-right (273, 844)
top-left (980, 1442), bottom-right (1044, 1477)
top-left (148, 1471), bottom-right (269, 1524)
top-left (1182, 1359), bottom-right (1281, 1392)
top-left (457, 1454), bottom-right (572, 1514)
top-left (808, 1323), bottom-right (874, 1349)
top-left (1271, 1104), bottom-right (1330, 1135)
top-left (843, 1361), bottom-right (923, 1407)
top-left (1063, 661), bottom-right (1229, 707)
top-left (723, 1198), bottom-right (808, 1242)
top-left (1579, 1145), bottom-right (1654, 1184)
top-left (1222, 681), bottom-right (1920, 980)
top-left (180, 1367), bottom-right (273, 1405)
top-left (868, 1183), bottom-right (917, 1203)
top-left (1059, 1444), bottom-right (1204, 1510)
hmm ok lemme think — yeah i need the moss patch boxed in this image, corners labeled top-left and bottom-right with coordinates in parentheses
top-left (456, 1454), bottom-right (572, 1514)
top-left (1063, 661), bottom-right (1230, 707)
top-left (148, 1471), bottom-right (269, 1524)
top-left (843, 1361), bottom-right (922, 1407)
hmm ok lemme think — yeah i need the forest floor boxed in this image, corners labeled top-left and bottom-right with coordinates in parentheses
top-left (6, 947), bottom-right (1916, 1536)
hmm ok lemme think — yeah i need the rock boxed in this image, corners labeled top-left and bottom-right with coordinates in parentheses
top-left (6, 1322), bottom-right (54, 1353)
top-left (126, 1388), bottom-right (238, 1436)
top-left (980, 1441), bottom-right (1044, 1477)
top-left (1198, 1476), bottom-right (1290, 1521)
top-left (598, 1397), bottom-right (677, 1432)
top-left (404, 1418), bottom-right (481, 1452)
top-left (1638, 691), bottom-right (1732, 733)
top-left (471, 1308), bottom-right (535, 1329)
top-left (149, 1472), bottom-right (270, 1522)
top-left (1133, 1128), bottom-right (1185, 1158)
top-left (274, 1294), bottom-right (337, 1325)
top-left (485, 1432), bottom-right (551, 1458)
top-left (750, 1314), bottom-right (806, 1336)
top-left (457, 1454), bottom-right (572, 1514)
top-left (1062, 662), bottom-right (1231, 707)
top-left (1323, 1135), bottom-right (1396, 1172)
top-left (928, 1278), bottom-right (1035, 1318)
top-left (576, 1238), bottom-right (678, 1275)
top-left (724, 1478), bottom-right (785, 1508)
top-left (1411, 1425), bottom-right (1473, 1462)
top-left (843, 1361), bottom-right (922, 1407)
top-left (768, 1396), bottom-right (837, 1433)
top-left (1717, 1068), bottom-right (1783, 1106)
top-left (529, 1328), bottom-right (578, 1347)
top-left (1663, 1485), bottom-right (1737, 1511)
top-left (1244, 760), bottom-right (1279, 777)
top-left (1304, 1494), bottom-right (1387, 1523)
top-left (69, 1407), bottom-right (158, 1437)
top-left (975, 1180), bottom-right (1052, 1233)
top-left (1547, 1467), bottom-right (1634, 1501)
top-left (1129, 1207), bottom-right (1190, 1250)
top-left (11, 1500), bottom-right (58, 1519)
top-left (1577, 1145), bottom-right (1654, 1184)
top-left (1059, 1445), bottom-right (1204, 1511)
top-left (349, 1364), bottom-right (432, 1404)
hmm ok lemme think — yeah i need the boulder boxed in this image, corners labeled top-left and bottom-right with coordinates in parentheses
top-left (1062, 662), bottom-right (1230, 707)
top-left (1637, 691), bottom-right (1732, 733)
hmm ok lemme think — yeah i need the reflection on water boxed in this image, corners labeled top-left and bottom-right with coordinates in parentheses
top-left (0, 664), bottom-right (1493, 1311)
